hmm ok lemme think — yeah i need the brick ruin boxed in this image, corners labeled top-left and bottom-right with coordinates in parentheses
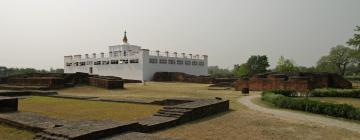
top-left (89, 76), bottom-right (124, 89)
top-left (235, 72), bottom-right (352, 92)
top-left (152, 72), bottom-right (214, 84)
top-left (0, 72), bottom-right (124, 90)
top-left (0, 91), bottom-right (229, 140)
top-left (0, 96), bottom-right (18, 112)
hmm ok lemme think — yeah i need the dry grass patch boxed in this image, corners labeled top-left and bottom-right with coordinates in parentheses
top-left (19, 96), bottom-right (161, 121)
top-left (59, 82), bottom-right (240, 101)
top-left (156, 103), bottom-right (360, 140)
top-left (0, 124), bottom-right (34, 140)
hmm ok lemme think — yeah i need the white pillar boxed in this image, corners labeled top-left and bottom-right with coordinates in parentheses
top-left (101, 52), bottom-right (104, 58)
top-left (156, 50), bottom-right (160, 56)
top-left (182, 53), bottom-right (186, 58)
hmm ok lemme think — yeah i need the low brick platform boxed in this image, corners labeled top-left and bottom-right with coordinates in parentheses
top-left (89, 76), bottom-right (124, 89)
top-left (0, 97), bottom-right (229, 140)
top-left (103, 132), bottom-right (180, 140)
top-left (152, 72), bottom-right (214, 84)
top-left (137, 98), bottom-right (230, 132)
top-left (7, 77), bottom-right (64, 89)
top-left (0, 112), bottom-right (66, 132)
top-left (34, 121), bottom-right (137, 140)
top-left (0, 96), bottom-right (18, 112)
top-left (0, 90), bottom-right (57, 97)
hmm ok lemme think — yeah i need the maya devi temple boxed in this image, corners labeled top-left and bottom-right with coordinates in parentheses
top-left (64, 32), bottom-right (208, 81)
top-left (235, 72), bottom-right (352, 92)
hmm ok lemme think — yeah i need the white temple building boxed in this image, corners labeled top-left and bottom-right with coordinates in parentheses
top-left (64, 32), bottom-right (208, 81)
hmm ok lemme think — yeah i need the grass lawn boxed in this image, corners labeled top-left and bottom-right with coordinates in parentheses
top-left (58, 82), bottom-right (360, 139)
top-left (19, 96), bottom-right (161, 121)
top-left (58, 82), bottom-right (243, 109)
top-left (0, 124), bottom-right (34, 140)
top-left (307, 97), bottom-right (360, 108)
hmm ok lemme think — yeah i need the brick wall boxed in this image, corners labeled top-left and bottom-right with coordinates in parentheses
top-left (89, 76), bottom-right (124, 89)
top-left (235, 72), bottom-right (352, 92)
top-left (7, 77), bottom-right (64, 89)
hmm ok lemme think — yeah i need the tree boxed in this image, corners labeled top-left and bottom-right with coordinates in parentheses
top-left (208, 66), bottom-right (233, 78)
top-left (275, 56), bottom-right (299, 72)
top-left (233, 63), bottom-right (250, 77)
top-left (315, 56), bottom-right (337, 73)
top-left (328, 45), bottom-right (353, 76)
top-left (347, 26), bottom-right (360, 51)
top-left (246, 55), bottom-right (270, 75)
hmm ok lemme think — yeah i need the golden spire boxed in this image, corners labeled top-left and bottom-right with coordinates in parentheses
top-left (123, 31), bottom-right (128, 43)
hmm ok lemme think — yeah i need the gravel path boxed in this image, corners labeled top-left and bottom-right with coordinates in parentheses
top-left (238, 95), bottom-right (360, 133)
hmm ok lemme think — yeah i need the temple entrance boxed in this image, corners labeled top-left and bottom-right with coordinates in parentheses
top-left (89, 67), bottom-right (93, 74)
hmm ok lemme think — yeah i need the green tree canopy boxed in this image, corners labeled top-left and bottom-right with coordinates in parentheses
top-left (347, 26), bottom-right (360, 51)
top-left (246, 55), bottom-right (270, 75)
top-left (316, 45), bottom-right (354, 76)
top-left (233, 63), bottom-right (250, 77)
top-left (208, 66), bottom-right (233, 78)
top-left (275, 56), bottom-right (299, 72)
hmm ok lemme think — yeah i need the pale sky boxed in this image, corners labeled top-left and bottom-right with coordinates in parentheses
top-left (0, 0), bottom-right (359, 70)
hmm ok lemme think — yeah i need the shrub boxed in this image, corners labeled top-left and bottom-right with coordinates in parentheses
top-left (269, 89), bottom-right (297, 97)
top-left (310, 89), bottom-right (360, 98)
top-left (262, 92), bottom-right (360, 120)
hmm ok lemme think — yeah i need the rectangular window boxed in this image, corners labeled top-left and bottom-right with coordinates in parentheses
top-left (66, 63), bottom-right (72, 66)
top-left (111, 60), bottom-right (119, 64)
top-left (120, 59), bottom-right (128, 64)
top-left (185, 60), bottom-right (191, 65)
top-left (75, 62), bottom-right (79, 66)
top-left (94, 61), bottom-right (101, 65)
top-left (130, 59), bottom-right (139, 63)
top-left (80, 62), bottom-right (86, 66)
top-left (168, 59), bottom-right (175, 64)
top-left (149, 58), bottom-right (158, 64)
top-left (176, 60), bottom-right (183, 65)
top-left (199, 61), bottom-right (205, 66)
top-left (102, 61), bottom-right (109, 65)
top-left (192, 61), bottom-right (198, 66)
top-left (86, 61), bottom-right (92, 65)
top-left (159, 59), bottom-right (167, 64)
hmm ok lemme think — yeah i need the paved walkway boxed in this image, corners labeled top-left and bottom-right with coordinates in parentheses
top-left (238, 95), bottom-right (360, 133)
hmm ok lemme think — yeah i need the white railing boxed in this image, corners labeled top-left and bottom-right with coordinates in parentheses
top-left (148, 50), bottom-right (206, 60)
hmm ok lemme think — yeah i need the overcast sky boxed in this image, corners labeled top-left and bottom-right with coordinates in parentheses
top-left (0, 0), bottom-right (359, 70)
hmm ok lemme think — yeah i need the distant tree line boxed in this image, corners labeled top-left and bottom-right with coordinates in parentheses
top-left (0, 66), bottom-right (64, 77)
top-left (209, 25), bottom-right (360, 77)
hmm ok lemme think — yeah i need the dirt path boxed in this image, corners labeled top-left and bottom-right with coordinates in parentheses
top-left (238, 95), bottom-right (360, 133)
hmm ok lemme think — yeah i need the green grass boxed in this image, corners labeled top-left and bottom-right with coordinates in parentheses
top-left (19, 96), bottom-right (162, 121)
top-left (0, 124), bottom-right (34, 140)
top-left (58, 82), bottom-right (244, 110)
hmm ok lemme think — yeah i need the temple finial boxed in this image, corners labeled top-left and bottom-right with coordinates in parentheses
top-left (123, 31), bottom-right (128, 43)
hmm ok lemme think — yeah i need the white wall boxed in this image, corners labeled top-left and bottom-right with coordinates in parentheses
top-left (142, 51), bottom-right (208, 81)
top-left (64, 53), bottom-right (144, 81)
top-left (64, 44), bottom-right (208, 81)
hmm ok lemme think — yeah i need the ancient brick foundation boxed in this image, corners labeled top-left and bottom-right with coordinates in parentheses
top-left (7, 77), bottom-right (64, 89)
top-left (89, 76), bottom-right (124, 89)
top-left (0, 72), bottom-right (127, 90)
top-left (152, 72), bottom-right (214, 84)
top-left (235, 72), bottom-right (352, 92)
top-left (0, 96), bottom-right (18, 112)
top-left (0, 94), bottom-right (229, 140)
